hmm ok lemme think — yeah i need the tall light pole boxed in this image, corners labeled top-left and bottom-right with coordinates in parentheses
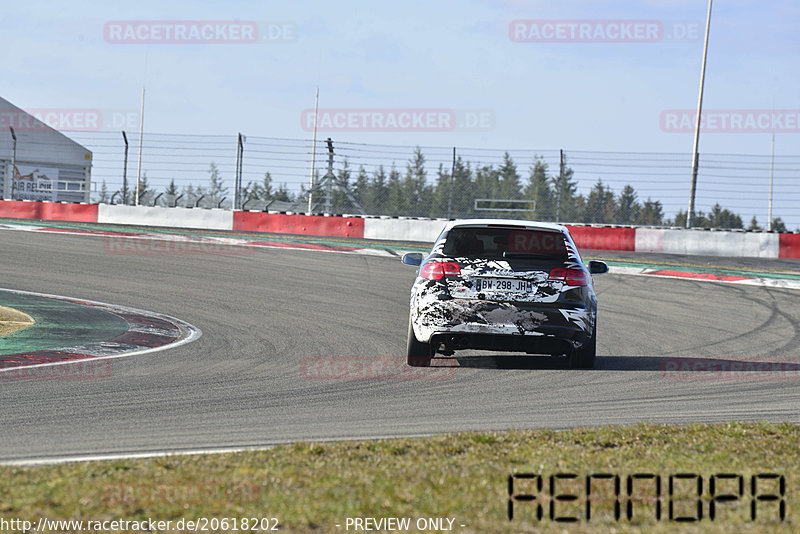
top-left (687, 0), bottom-right (713, 228)
top-left (308, 86), bottom-right (319, 214)
top-left (768, 133), bottom-right (775, 231)
top-left (135, 87), bottom-right (145, 206)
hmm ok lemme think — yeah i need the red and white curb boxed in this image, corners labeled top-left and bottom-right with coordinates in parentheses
top-left (0, 288), bottom-right (201, 375)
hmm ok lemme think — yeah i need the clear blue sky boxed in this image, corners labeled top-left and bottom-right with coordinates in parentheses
top-left (2, 1), bottom-right (798, 225)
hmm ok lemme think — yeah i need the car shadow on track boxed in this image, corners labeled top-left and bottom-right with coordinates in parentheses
top-left (449, 355), bottom-right (800, 372)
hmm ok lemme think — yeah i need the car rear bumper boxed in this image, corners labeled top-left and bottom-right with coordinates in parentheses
top-left (412, 296), bottom-right (594, 346)
top-left (429, 331), bottom-right (581, 355)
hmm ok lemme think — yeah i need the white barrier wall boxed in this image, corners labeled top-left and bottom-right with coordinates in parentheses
top-left (363, 218), bottom-right (449, 242)
top-left (636, 228), bottom-right (780, 258)
top-left (86, 204), bottom-right (789, 259)
top-left (98, 204), bottom-right (234, 230)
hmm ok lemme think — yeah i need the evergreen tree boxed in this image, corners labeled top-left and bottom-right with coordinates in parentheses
top-left (241, 181), bottom-right (259, 208)
top-left (385, 164), bottom-right (403, 216)
top-left (121, 179), bottom-right (130, 205)
top-left (584, 179), bottom-right (616, 223)
top-left (432, 160), bottom-right (473, 218)
top-left (165, 179), bottom-right (179, 206)
top-left (616, 185), bottom-right (640, 224)
top-left (747, 216), bottom-right (762, 231)
top-left (430, 163), bottom-right (452, 218)
top-left (331, 159), bottom-right (351, 213)
top-left (550, 160), bottom-right (579, 222)
top-left (705, 203), bottom-right (743, 229)
top-left (639, 199), bottom-right (664, 225)
top-left (181, 184), bottom-right (196, 208)
top-left (136, 173), bottom-right (152, 206)
top-left (98, 180), bottom-right (109, 204)
top-left (473, 164), bottom-right (499, 211)
top-left (451, 158), bottom-right (473, 218)
top-left (572, 194), bottom-right (587, 224)
top-left (273, 183), bottom-right (293, 202)
top-left (524, 158), bottom-right (553, 221)
top-left (260, 172), bottom-right (275, 199)
top-left (354, 165), bottom-right (370, 211)
top-left (402, 147), bottom-right (431, 217)
top-left (369, 166), bottom-right (389, 215)
top-left (770, 217), bottom-right (787, 233)
top-left (673, 208), bottom-right (705, 228)
top-left (207, 162), bottom-right (228, 208)
top-left (496, 153), bottom-right (522, 216)
top-left (194, 184), bottom-right (208, 208)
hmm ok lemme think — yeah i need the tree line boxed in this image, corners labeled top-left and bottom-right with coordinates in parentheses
top-left (97, 162), bottom-right (291, 209)
top-left (97, 147), bottom-right (786, 231)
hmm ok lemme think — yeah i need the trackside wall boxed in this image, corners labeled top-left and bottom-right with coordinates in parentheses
top-left (0, 200), bottom-right (798, 258)
top-left (97, 205), bottom-right (233, 230)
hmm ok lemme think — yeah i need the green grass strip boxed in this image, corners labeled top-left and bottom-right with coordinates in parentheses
top-left (1, 423), bottom-right (796, 532)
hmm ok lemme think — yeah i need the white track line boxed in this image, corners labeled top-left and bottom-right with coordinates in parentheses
top-left (608, 265), bottom-right (800, 290)
top-left (0, 434), bottom-right (442, 466)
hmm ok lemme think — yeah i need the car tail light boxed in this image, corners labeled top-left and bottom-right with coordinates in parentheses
top-left (421, 261), bottom-right (461, 280)
top-left (548, 267), bottom-right (589, 286)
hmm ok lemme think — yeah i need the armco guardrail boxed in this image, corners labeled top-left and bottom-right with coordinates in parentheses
top-left (0, 200), bottom-right (798, 259)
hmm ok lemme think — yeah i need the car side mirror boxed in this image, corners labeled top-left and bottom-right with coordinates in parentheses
top-left (401, 252), bottom-right (424, 266)
top-left (588, 260), bottom-right (609, 274)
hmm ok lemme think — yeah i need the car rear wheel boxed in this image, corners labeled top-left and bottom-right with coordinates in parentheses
top-left (569, 320), bottom-right (596, 369)
top-left (406, 318), bottom-right (431, 367)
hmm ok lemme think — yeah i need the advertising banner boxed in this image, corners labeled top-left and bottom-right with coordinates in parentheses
top-left (12, 165), bottom-right (59, 201)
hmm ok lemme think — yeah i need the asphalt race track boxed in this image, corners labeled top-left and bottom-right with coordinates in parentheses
top-left (2, 230), bottom-right (800, 463)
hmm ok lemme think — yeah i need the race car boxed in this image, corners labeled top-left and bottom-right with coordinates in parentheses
top-left (402, 219), bottom-right (608, 368)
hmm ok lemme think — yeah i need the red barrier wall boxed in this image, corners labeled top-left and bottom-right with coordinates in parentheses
top-left (566, 226), bottom-right (636, 251)
top-left (779, 233), bottom-right (800, 259)
top-left (233, 212), bottom-right (365, 238)
top-left (0, 201), bottom-right (98, 222)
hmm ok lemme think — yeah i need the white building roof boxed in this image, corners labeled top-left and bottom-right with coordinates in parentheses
top-left (0, 96), bottom-right (92, 167)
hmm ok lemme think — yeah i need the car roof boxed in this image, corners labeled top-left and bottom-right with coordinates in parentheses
top-left (442, 218), bottom-right (567, 233)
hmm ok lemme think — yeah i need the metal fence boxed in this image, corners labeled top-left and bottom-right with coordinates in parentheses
top-left (66, 131), bottom-right (800, 230)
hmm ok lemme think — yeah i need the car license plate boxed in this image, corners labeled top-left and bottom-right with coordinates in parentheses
top-left (474, 278), bottom-right (533, 292)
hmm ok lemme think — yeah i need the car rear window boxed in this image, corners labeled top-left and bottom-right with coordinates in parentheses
top-left (442, 227), bottom-right (568, 258)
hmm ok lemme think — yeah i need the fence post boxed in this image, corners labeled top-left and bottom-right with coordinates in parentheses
top-left (234, 133), bottom-right (244, 210)
top-left (556, 149), bottom-right (564, 223)
top-left (121, 131), bottom-right (129, 205)
top-left (447, 147), bottom-right (455, 219)
top-left (6, 127), bottom-right (17, 200)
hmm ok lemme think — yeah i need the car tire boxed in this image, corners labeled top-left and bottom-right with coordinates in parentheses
top-left (406, 317), bottom-right (431, 367)
top-left (570, 319), bottom-right (596, 369)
